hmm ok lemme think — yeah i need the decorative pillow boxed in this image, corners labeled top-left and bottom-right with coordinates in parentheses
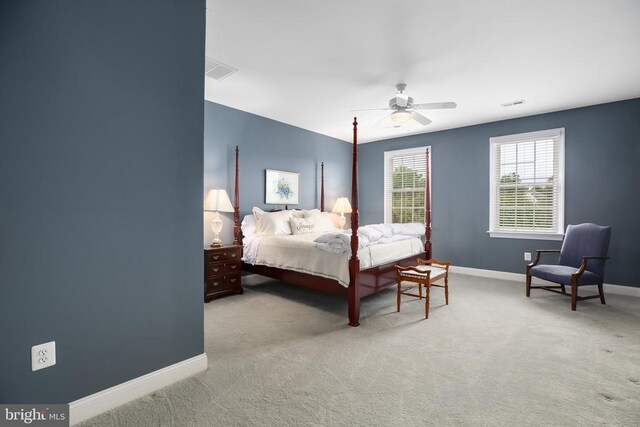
top-left (291, 209), bottom-right (305, 218)
top-left (290, 217), bottom-right (317, 235)
top-left (255, 209), bottom-right (293, 236)
top-left (241, 215), bottom-right (257, 237)
top-left (290, 212), bottom-right (337, 234)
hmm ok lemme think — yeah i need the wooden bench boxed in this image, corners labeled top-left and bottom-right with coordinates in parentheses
top-left (395, 259), bottom-right (451, 319)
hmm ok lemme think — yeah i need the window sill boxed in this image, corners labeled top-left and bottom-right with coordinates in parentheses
top-left (487, 230), bottom-right (564, 241)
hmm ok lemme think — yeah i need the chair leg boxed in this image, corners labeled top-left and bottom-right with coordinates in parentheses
top-left (598, 283), bottom-right (606, 305)
top-left (444, 275), bottom-right (449, 305)
top-left (397, 280), bottom-right (401, 312)
top-left (418, 283), bottom-right (422, 299)
top-left (425, 284), bottom-right (430, 319)
top-left (571, 279), bottom-right (578, 311)
top-left (560, 284), bottom-right (566, 294)
top-left (526, 273), bottom-right (531, 297)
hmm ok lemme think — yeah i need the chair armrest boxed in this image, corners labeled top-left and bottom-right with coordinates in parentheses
top-left (529, 250), bottom-right (561, 268)
top-left (573, 256), bottom-right (610, 276)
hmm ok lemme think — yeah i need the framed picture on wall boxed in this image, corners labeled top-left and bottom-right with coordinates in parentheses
top-left (265, 169), bottom-right (300, 205)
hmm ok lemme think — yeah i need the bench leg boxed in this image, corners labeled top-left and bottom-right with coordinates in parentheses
top-left (397, 280), bottom-right (401, 312)
top-left (444, 275), bottom-right (449, 305)
top-left (425, 284), bottom-right (431, 319)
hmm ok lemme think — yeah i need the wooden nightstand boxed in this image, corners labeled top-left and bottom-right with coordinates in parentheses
top-left (204, 245), bottom-right (243, 302)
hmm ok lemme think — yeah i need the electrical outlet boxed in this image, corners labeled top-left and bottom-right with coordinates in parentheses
top-left (524, 252), bottom-right (532, 262)
top-left (32, 341), bottom-right (56, 371)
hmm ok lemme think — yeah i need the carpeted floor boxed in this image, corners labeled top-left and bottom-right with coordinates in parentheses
top-left (82, 274), bottom-right (640, 426)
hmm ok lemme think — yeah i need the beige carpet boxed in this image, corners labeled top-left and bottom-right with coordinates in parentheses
top-left (82, 274), bottom-right (640, 426)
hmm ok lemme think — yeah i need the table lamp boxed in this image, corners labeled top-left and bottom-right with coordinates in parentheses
top-left (332, 197), bottom-right (352, 229)
top-left (204, 189), bottom-right (234, 247)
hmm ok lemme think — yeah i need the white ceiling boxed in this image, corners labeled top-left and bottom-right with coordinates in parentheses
top-left (205, 0), bottom-right (640, 143)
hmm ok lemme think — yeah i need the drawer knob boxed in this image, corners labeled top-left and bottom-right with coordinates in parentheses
top-left (231, 265), bottom-right (237, 269)
top-left (230, 278), bottom-right (237, 283)
top-left (213, 281), bottom-right (219, 287)
top-left (231, 253), bottom-right (237, 258)
top-left (213, 255), bottom-right (219, 260)
top-left (212, 267), bottom-right (219, 272)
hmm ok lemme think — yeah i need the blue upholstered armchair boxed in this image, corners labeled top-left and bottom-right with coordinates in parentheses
top-left (526, 223), bottom-right (611, 310)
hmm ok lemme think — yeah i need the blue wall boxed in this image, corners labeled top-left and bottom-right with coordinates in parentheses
top-left (359, 98), bottom-right (640, 287)
top-left (0, 0), bottom-right (205, 403)
top-left (204, 102), bottom-right (352, 244)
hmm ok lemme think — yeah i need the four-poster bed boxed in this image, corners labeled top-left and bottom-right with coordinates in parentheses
top-left (236, 118), bottom-right (432, 326)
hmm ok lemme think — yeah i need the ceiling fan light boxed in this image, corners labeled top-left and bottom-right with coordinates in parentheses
top-left (390, 110), bottom-right (412, 123)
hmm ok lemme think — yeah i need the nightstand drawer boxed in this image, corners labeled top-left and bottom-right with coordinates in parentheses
top-left (206, 248), bottom-right (241, 263)
top-left (206, 273), bottom-right (241, 291)
top-left (207, 261), bottom-right (240, 277)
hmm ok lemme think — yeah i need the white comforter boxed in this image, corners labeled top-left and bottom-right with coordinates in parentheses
top-left (314, 223), bottom-right (425, 254)
top-left (243, 230), bottom-right (424, 287)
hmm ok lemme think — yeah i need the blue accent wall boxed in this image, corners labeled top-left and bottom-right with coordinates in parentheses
top-left (204, 102), bottom-right (352, 245)
top-left (0, 0), bottom-right (205, 403)
top-left (359, 98), bottom-right (640, 287)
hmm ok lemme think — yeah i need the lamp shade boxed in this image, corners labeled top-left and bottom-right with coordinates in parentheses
top-left (204, 189), bottom-right (234, 212)
top-left (332, 197), bottom-right (352, 214)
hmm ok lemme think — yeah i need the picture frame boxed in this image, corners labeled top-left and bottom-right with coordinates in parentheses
top-left (265, 169), bottom-right (300, 205)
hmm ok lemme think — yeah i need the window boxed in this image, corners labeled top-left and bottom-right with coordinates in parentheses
top-left (384, 147), bottom-right (430, 224)
top-left (489, 128), bottom-right (565, 240)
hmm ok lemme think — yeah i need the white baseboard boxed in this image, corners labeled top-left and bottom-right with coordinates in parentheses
top-left (69, 353), bottom-right (208, 426)
top-left (450, 266), bottom-right (640, 297)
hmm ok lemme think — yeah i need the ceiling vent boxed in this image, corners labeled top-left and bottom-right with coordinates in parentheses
top-left (205, 57), bottom-right (237, 80)
top-left (500, 100), bottom-right (526, 107)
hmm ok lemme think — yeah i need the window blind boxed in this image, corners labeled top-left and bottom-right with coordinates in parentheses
top-left (384, 147), bottom-right (428, 224)
top-left (490, 129), bottom-right (564, 236)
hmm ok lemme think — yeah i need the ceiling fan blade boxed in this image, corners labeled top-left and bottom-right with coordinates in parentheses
top-left (414, 102), bottom-right (457, 110)
top-left (372, 113), bottom-right (392, 128)
top-left (350, 107), bottom-right (390, 112)
top-left (411, 111), bottom-right (432, 126)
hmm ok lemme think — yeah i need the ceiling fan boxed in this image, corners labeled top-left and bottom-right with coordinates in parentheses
top-left (354, 84), bottom-right (457, 127)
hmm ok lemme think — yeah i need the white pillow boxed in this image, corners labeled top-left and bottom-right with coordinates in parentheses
top-left (302, 209), bottom-right (322, 217)
top-left (291, 209), bottom-right (305, 218)
top-left (291, 212), bottom-right (337, 234)
top-left (252, 206), bottom-right (266, 221)
top-left (241, 215), bottom-right (257, 237)
top-left (290, 217), bottom-right (317, 235)
top-left (255, 210), bottom-right (293, 236)
top-left (315, 212), bottom-right (339, 232)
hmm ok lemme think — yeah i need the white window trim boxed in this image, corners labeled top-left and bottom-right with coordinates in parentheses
top-left (383, 146), bottom-right (431, 224)
top-left (488, 128), bottom-right (565, 241)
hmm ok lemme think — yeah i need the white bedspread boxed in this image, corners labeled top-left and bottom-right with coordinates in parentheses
top-left (313, 223), bottom-right (425, 254)
top-left (243, 232), bottom-right (423, 287)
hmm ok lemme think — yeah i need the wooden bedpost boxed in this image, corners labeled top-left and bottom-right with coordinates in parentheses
top-left (233, 145), bottom-right (240, 245)
top-left (424, 147), bottom-right (432, 259)
top-left (348, 117), bottom-right (361, 327)
top-left (320, 162), bottom-right (325, 212)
